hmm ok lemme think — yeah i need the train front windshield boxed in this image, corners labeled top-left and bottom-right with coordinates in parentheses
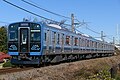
top-left (8, 22), bottom-right (41, 54)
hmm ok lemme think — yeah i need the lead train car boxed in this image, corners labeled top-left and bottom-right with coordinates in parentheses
top-left (8, 22), bottom-right (114, 66)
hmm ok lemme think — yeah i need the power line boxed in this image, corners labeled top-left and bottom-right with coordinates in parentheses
top-left (3, 0), bottom-right (89, 28)
top-left (106, 37), bottom-right (113, 40)
top-left (21, 0), bottom-right (71, 19)
top-left (86, 26), bottom-right (100, 34)
top-left (25, 0), bottom-right (90, 24)
top-left (73, 18), bottom-right (100, 35)
top-left (3, 0), bottom-right (106, 38)
top-left (82, 24), bottom-right (100, 34)
top-left (3, 0), bottom-right (71, 27)
top-left (76, 23), bottom-right (101, 35)
top-left (22, 0), bottom-right (86, 24)
top-left (3, 0), bottom-right (53, 21)
top-left (23, 0), bottom-right (89, 25)
top-left (75, 28), bottom-right (84, 34)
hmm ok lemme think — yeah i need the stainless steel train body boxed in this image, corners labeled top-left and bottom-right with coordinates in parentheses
top-left (8, 22), bottom-right (114, 65)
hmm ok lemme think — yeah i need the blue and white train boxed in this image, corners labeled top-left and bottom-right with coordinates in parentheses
top-left (8, 21), bottom-right (114, 66)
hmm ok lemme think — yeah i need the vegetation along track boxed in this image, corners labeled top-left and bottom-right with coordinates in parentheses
top-left (0, 67), bottom-right (33, 75)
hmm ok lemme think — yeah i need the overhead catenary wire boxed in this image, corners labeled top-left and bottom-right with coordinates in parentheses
top-left (3, 0), bottom-right (71, 27)
top-left (21, 0), bottom-right (84, 27)
top-left (5, 0), bottom-right (100, 34)
top-left (3, 0), bottom-right (53, 21)
top-left (22, 0), bottom-right (88, 24)
top-left (76, 23), bottom-right (101, 35)
top-left (3, 0), bottom-right (101, 35)
top-left (86, 26), bottom-right (100, 34)
top-left (21, 0), bottom-right (86, 23)
top-left (21, 0), bottom-right (71, 19)
top-left (3, 0), bottom-right (113, 42)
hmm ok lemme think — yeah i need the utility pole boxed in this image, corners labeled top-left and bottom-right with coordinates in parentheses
top-left (71, 14), bottom-right (74, 32)
top-left (101, 31), bottom-right (104, 42)
top-left (117, 24), bottom-right (119, 44)
top-left (113, 37), bottom-right (115, 44)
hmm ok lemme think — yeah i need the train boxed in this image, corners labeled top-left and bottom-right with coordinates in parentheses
top-left (8, 21), bottom-right (115, 66)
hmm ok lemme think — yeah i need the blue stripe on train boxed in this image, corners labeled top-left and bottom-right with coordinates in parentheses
top-left (8, 52), bottom-right (18, 55)
top-left (9, 52), bottom-right (42, 56)
top-left (30, 52), bottom-right (42, 55)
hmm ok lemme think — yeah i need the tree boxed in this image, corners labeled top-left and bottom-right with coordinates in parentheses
top-left (0, 26), bottom-right (7, 53)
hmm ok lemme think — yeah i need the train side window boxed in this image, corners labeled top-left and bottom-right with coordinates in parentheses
top-left (57, 33), bottom-right (60, 45)
top-left (74, 37), bottom-right (78, 46)
top-left (89, 40), bottom-right (91, 47)
top-left (93, 42), bottom-right (95, 48)
top-left (92, 41), bottom-right (94, 48)
top-left (9, 24), bottom-right (18, 41)
top-left (9, 31), bottom-right (18, 41)
top-left (95, 42), bottom-right (97, 48)
top-left (9, 32), bottom-right (15, 40)
top-left (71, 36), bottom-right (74, 46)
top-left (81, 38), bottom-right (83, 47)
top-left (52, 32), bottom-right (56, 44)
top-left (79, 38), bottom-right (81, 47)
top-left (87, 40), bottom-right (89, 47)
top-left (45, 32), bottom-right (46, 41)
top-left (66, 36), bottom-right (70, 45)
top-left (31, 32), bottom-right (40, 41)
top-left (85, 39), bottom-right (87, 47)
top-left (61, 34), bottom-right (64, 45)
top-left (84, 39), bottom-right (86, 47)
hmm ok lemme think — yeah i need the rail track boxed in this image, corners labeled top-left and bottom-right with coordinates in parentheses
top-left (0, 67), bottom-right (33, 75)
top-left (0, 54), bottom-right (115, 75)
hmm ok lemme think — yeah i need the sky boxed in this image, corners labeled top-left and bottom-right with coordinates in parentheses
top-left (0, 0), bottom-right (120, 43)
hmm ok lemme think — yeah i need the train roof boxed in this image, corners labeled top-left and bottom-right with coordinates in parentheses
top-left (47, 24), bottom-right (62, 29)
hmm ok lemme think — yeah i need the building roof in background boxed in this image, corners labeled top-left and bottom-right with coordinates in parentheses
top-left (0, 52), bottom-right (5, 55)
top-left (0, 52), bottom-right (11, 62)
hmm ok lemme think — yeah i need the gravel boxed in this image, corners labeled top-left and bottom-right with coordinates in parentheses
top-left (0, 55), bottom-right (120, 80)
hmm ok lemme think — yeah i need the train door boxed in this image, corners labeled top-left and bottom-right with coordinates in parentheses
top-left (46, 30), bottom-right (50, 52)
top-left (71, 36), bottom-right (74, 52)
top-left (19, 27), bottom-right (30, 52)
top-left (52, 32), bottom-right (56, 52)
top-left (61, 34), bottom-right (64, 52)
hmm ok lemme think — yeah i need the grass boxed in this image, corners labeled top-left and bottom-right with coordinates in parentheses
top-left (115, 71), bottom-right (120, 80)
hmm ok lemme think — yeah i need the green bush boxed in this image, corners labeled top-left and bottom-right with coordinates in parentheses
top-left (88, 69), bottom-right (114, 80)
top-left (0, 26), bottom-right (8, 53)
top-left (115, 74), bottom-right (120, 80)
top-left (3, 60), bottom-right (13, 67)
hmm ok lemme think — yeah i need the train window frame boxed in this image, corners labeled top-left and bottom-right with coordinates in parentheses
top-left (31, 32), bottom-right (41, 41)
top-left (71, 36), bottom-right (74, 46)
top-left (57, 33), bottom-right (60, 45)
top-left (8, 24), bottom-right (19, 41)
top-left (30, 23), bottom-right (41, 41)
top-left (74, 37), bottom-right (78, 46)
top-left (9, 31), bottom-right (18, 41)
top-left (79, 38), bottom-right (81, 47)
top-left (66, 35), bottom-right (70, 45)
top-left (81, 38), bottom-right (83, 47)
top-left (44, 32), bottom-right (47, 41)
top-left (52, 32), bottom-right (56, 44)
top-left (82, 38), bottom-right (85, 47)
top-left (87, 40), bottom-right (89, 47)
